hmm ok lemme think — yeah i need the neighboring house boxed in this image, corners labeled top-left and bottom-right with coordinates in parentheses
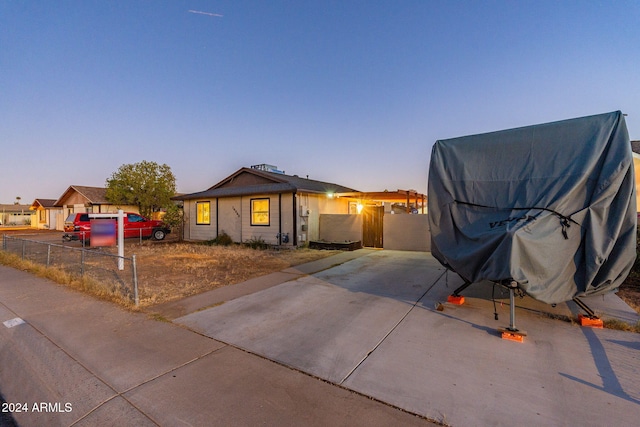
top-left (632, 140), bottom-right (640, 213)
top-left (29, 198), bottom-right (63, 230)
top-left (173, 164), bottom-right (429, 250)
top-left (0, 204), bottom-right (34, 227)
top-left (53, 185), bottom-right (138, 230)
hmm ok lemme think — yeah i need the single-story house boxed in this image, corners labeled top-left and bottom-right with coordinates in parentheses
top-left (0, 204), bottom-right (34, 227)
top-left (173, 165), bottom-right (357, 246)
top-left (29, 199), bottom-right (64, 230)
top-left (53, 185), bottom-right (138, 230)
top-left (173, 164), bottom-right (429, 250)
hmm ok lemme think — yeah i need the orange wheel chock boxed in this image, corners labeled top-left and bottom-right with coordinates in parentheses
top-left (447, 295), bottom-right (465, 305)
top-left (578, 314), bottom-right (603, 328)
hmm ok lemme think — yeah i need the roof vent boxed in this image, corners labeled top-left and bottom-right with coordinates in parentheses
top-left (251, 164), bottom-right (285, 174)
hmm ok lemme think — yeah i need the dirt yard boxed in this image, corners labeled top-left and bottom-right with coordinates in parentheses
top-left (0, 228), bottom-right (341, 307)
top-left (130, 241), bottom-right (340, 306)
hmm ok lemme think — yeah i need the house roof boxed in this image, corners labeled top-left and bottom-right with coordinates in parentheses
top-left (0, 204), bottom-right (33, 213)
top-left (174, 167), bottom-right (358, 201)
top-left (54, 185), bottom-right (109, 206)
top-left (30, 199), bottom-right (58, 210)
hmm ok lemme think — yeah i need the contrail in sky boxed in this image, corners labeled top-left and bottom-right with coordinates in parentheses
top-left (188, 10), bottom-right (223, 17)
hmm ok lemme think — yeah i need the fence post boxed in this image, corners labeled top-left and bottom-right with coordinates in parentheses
top-left (22, 240), bottom-right (26, 260)
top-left (81, 249), bottom-right (85, 275)
top-left (47, 244), bottom-right (51, 267)
top-left (2, 235), bottom-right (5, 251)
top-left (132, 254), bottom-right (139, 306)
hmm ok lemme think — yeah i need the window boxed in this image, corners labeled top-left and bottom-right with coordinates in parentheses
top-left (39, 210), bottom-right (46, 222)
top-left (127, 213), bottom-right (144, 222)
top-left (251, 198), bottom-right (270, 226)
top-left (196, 202), bottom-right (210, 225)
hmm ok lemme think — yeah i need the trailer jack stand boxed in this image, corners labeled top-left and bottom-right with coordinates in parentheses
top-left (573, 297), bottom-right (604, 328)
top-left (447, 280), bottom-right (472, 305)
top-left (498, 281), bottom-right (527, 342)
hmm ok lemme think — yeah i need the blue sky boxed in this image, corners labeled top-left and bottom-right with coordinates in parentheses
top-left (1, 0), bottom-right (639, 204)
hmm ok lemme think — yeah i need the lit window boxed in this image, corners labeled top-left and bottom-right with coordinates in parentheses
top-left (251, 198), bottom-right (270, 226)
top-left (196, 202), bottom-right (210, 225)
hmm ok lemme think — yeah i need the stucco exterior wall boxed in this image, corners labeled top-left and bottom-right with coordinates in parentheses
top-left (241, 194), bottom-right (282, 245)
top-left (298, 194), bottom-right (350, 243)
top-left (279, 193), bottom-right (295, 245)
top-left (182, 192), bottom-right (354, 246)
top-left (218, 197), bottom-right (242, 242)
top-left (383, 214), bottom-right (430, 251)
top-left (186, 200), bottom-right (218, 241)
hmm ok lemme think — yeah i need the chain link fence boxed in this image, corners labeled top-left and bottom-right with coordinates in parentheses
top-left (1, 235), bottom-right (139, 305)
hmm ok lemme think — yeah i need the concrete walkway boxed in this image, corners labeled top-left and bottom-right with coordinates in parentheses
top-left (1, 249), bottom-right (639, 426)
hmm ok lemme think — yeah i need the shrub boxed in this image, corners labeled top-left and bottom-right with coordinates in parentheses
top-left (244, 236), bottom-right (270, 250)
top-left (205, 232), bottom-right (234, 246)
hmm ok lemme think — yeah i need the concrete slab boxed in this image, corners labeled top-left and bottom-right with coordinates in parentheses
top-left (345, 291), bottom-right (640, 426)
top-left (151, 270), bottom-right (305, 320)
top-left (124, 345), bottom-right (429, 426)
top-left (177, 250), bottom-right (640, 426)
top-left (177, 251), bottom-right (446, 384)
top-left (72, 396), bottom-right (157, 427)
top-left (281, 248), bottom-right (376, 275)
top-left (0, 310), bottom-right (116, 426)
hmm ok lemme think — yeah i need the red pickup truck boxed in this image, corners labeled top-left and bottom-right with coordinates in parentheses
top-left (63, 212), bottom-right (170, 242)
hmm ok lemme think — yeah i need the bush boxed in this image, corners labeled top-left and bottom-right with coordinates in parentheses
top-left (244, 236), bottom-right (270, 250)
top-left (205, 232), bottom-right (234, 246)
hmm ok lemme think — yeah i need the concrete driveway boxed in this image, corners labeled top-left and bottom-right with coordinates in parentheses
top-left (177, 250), bottom-right (640, 426)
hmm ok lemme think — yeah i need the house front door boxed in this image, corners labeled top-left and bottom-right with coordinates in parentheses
top-left (362, 205), bottom-right (383, 248)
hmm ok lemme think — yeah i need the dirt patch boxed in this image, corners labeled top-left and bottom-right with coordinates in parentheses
top-left (618, 274), bottom-right (640, 313)
top-left (118, 242), bottom-right (340, 307)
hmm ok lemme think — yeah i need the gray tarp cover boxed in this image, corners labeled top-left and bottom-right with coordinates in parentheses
top-left (428, 111), bottom-right (637, 304)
